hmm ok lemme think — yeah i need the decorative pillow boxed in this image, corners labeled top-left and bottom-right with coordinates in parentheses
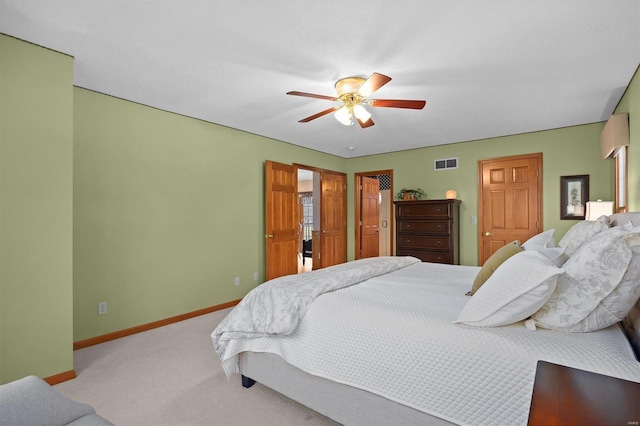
top-left (532, 247), bottom-right (568, 267)
top-left (563, 231), bottom-right (640, 332)
top-left (557, 220), bottom-right (609, 257)
top-left (455, 251), bottom-right (563, 327)
top-left (468, 241), bottom-right (522, 295)
top-left (609, 212), bottom-right (640, 228)
top-left (522, 229), bottom-right (556, 251)
top-left (532, 228), bottom-right (634, 331)
top-left (522, 229), bottom-right (567, 266)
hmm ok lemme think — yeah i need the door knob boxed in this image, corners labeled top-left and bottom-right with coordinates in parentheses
top-left (322, 230), bottom-right (329, 234)
top-left (265, 234), bottom-right (275, 238)
top-left (484, 231), bottom-right (494, 237)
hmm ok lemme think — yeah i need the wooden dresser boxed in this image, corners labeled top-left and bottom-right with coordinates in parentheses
top-left (394, 199), bottom-right (461, 264)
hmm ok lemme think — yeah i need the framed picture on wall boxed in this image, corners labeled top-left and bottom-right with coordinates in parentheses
top-left (560, 175), bottom-right (589, 220)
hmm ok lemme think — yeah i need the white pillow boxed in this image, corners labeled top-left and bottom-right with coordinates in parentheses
top-left (522, 229), bottom-right (556, 251)
top-left (558, 220), bottom-right (609, 257)
top-left (532, 228), bottom-right (634, 331)
top-left (455, 251), bottom-right (563, 327)
top-left (533, 247), bottom-right (568, 267)
top-left (562, 230), bottom-right (640, 332)
top-left (523, 229), bottom-right (567, 266)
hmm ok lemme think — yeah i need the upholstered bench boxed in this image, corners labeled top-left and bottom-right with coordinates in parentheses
top-left (0, 375), bottom-right (112, 425)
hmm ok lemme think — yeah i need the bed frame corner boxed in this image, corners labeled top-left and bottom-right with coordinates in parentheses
top-left (241, 375), bottom-right (256, 388)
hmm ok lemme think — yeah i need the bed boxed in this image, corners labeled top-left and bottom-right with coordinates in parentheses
top-left (212, 213), bottom-right (640, 425)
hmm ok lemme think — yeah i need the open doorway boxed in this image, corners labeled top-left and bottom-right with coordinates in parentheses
top-left (265, 161), bottom-right (347, 280)
top-left (297, 168), bottom-right (316, 273)
top-left (354, 170), bottom-right (394, 259)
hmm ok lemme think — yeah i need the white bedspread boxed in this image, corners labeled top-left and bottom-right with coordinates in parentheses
top-left (213, 261), bottom-right (640, 426)
top-left (212, 256), bottom-right (420, 376)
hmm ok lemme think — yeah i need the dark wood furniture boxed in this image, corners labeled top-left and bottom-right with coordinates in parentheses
top-left (394, 199), bottom-right (460, 264)
top-left (528, 360), bottom-right (640, 426)
top-left (302, 239), bottom-right (312, 265)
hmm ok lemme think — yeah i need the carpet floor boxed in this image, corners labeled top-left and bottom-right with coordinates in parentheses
top-left (54, 308), bottom-right (339, 425)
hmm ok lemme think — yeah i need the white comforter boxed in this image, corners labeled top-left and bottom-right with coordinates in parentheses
top-left (212, 256), bottom-right (420, 376)
top-left (212, 260), bottom-right (640, 426)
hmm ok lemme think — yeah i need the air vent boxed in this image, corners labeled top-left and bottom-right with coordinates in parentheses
top-left (434, 157), bottom-right (458, 171)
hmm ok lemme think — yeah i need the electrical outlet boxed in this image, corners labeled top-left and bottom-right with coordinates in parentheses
top-left (98, 302), bottom-right (107, 315)
top-left (253, 272), bottom-right (259, 282)
top-left (234, 276), bottom-right (240, 286)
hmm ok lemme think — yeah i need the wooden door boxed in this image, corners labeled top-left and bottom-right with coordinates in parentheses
top-left (265, 160), bottom-right (298, 280)
top-left (360, 176), bottom-right (380, 258)
top-left (319, 171), bottom-right (347, 268)
top-left (478, 153), bottom-right (542, 264)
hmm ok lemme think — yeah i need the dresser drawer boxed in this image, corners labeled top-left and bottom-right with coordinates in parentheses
top-left (398, 220), bottom-right (450, 234)
top-left (397, 235), bottom-right (450, 250)
top-left (397, 250), bottom-right (452, 264)
top-left (397, 203), bottom-right (451, 217)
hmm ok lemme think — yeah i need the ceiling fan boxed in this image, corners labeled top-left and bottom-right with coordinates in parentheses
top-left (287, 72), bottom-right (426, 128)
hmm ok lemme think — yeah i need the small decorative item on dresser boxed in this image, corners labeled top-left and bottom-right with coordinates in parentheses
top-left (445, 189), bottom-right (457, 199)
top-left (396, 187), bottom-right (426, 201)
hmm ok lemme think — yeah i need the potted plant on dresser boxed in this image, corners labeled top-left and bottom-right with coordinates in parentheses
top-left (396, 187), bottom-right (426, 201)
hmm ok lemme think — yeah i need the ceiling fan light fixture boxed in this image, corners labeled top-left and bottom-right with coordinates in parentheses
top-left (287, 72), bottom-right (425, 128)
top-left (353, 104), bottom-right (371, 122)
top-left (334, 106), bottom-right (353, 126)
top-left (335, 76), bottom-right (366, 97)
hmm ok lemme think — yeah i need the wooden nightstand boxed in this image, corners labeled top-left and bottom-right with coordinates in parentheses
top-left (528, 360), bottom-right (640, 426)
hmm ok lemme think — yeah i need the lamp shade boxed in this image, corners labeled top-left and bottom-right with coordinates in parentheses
top-left (600, 113), bottom-right (629, 159)
top-left (334, 106), bottom-right (353, 126)
top-left (353, 104), bottom-right (371, 122)
top-left (585, 200), bottom-right (614, 221)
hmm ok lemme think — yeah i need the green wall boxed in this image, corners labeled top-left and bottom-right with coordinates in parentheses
top-left (73, 88), bottom-right (346, 341)
top-left (0, 35), bottom-right (74, 383)
top-left (615, 65), bottom-right (640, 212)
top-left (348, 123), bottom-right (613, 266)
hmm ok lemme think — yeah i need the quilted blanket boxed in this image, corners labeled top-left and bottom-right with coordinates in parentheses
top-left (212, 261), bottom-right (640, 426)
top-left (212, 256), bottom-right (420, 376)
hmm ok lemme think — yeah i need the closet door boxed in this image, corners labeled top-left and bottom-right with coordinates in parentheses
top-left (265, 160), bottom-right (298, 280)
top-left (478, 153), bottom-right (542, 264)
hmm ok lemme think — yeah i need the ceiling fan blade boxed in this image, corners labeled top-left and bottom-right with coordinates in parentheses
top-left (287, 91), bottom-right (338, 102)
top-left (370, 99), bottom-right (426, 109)
top-left (357, 116), bottom-right (375, 128)
top-left (356, 73), bottom-right (392, 97)
top-left (298, 107), bottom-right (339, 123)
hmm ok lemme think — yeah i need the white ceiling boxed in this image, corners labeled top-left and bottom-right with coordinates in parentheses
top-left (1, 1), bottom-right (638, 158)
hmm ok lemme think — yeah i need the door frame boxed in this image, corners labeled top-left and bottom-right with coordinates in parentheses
top-left (354, 169), bottom-right (394, 260)
top-left (477, 153), bottom-right (543, 265)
